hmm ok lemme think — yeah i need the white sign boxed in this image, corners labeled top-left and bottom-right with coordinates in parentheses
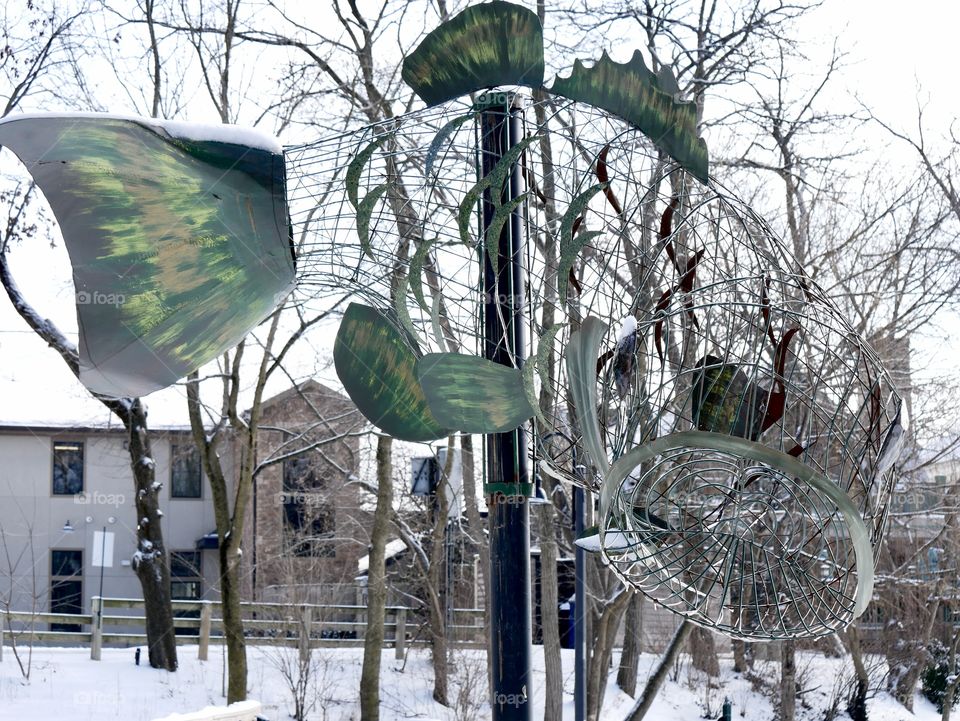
top-left (92, 530), bottom-right (115, 568)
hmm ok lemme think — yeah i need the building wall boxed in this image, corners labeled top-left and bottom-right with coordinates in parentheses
top-left (241, 381), bottom-right (369, 605)
top-left (0, 427), bottom-right (219, 617)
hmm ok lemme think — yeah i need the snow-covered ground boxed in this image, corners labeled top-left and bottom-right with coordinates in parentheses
top-left (0, 643), bottom-right (943, 720)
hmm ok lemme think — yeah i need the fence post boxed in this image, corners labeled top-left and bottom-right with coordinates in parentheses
top-left (198, 601), bottom-right (212, 661)
top-left (394, 607), bottom-right (406, 660)
top-left (299, 605), bottom-right (312, 666)
top-left (90, 596), bottom-right (102, 661)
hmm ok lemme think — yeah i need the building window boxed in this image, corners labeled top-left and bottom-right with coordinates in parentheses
top-left (283, 502), bottom-right (336, 558)
top-left (283, 455), bottom-right (320, 493)
top-left (170, 551), bottom-right (202, 636)
top-left (171, 443), bottom-right (202, 498)
top-left (50, 549), bottom-right (82, 632)
top-left (52, 441), bottom-right (84, 495)
top-left (282, 451), bottom-right (334, 557)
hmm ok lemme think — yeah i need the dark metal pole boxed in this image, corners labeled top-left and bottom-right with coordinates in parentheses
top-left (574, 467), bottom-right (587, 721)
top-left (479, 92), bottom-right (532, 721)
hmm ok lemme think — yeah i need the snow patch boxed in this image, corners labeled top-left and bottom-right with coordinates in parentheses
top-left (0, 111), bottom-right (283, 154)
top-left (617, 315), bottom-right (637, 342)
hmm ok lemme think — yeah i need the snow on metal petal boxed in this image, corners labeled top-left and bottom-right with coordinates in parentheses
top-left (0, 112), bottom-right (295, 398)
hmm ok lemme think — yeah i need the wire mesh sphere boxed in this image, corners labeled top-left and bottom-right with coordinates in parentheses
top-left (284, 95), bottom-right (903, 640)
top-left (578, 174), bottom-right (904, 639)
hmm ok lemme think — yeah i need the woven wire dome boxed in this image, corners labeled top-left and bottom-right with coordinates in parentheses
top-left (285, 94), bottom-right (903, 640)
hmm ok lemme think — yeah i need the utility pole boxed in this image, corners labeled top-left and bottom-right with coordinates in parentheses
top-left (478, 91), bottom-right (533, 721)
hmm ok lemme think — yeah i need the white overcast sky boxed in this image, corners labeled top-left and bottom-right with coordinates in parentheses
top-left (0, 0), bottom-right (957, 427)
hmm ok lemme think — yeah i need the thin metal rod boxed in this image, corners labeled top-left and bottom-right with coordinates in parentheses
top-left (574, 484), bottom-right (586, 721)
top-left (480, 94), bottom-right (532, 721)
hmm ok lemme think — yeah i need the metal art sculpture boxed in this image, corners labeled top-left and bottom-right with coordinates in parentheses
top-left (0, 1), bottom-right (902, 646)
top-left (286, 0), bottom-right (902, 642)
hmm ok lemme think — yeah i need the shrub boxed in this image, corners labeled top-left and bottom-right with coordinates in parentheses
top-left (921, 640), bottom-right (959, 714)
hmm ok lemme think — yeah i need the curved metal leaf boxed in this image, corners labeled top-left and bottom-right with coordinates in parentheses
top-left (566, 317), bottom-right (609, 474)
top-left (357, 183), bottom-right (391, 259)
top-left (409, 237), bottom-right (440, 310)
top-left (426, 114), bottom-right (474, 179)
top-left (485, 194), bottom-right (526, 276)
top-left (0, 113), bottom-right (295, 398)
top-left (346, 137), bottom-right (385, 209)
top-left (334, 303), bottom-right (448, 443)
top-left (416, 353), bottom-right (535, 433)
top-left (458, 136), bottom-right (539, 246)
top-left (488, 135), bottom-right (541, 207)
top-left (559, 183), bottom-right (607, 289)
top-left (521, 323), bottom-right (565, 429)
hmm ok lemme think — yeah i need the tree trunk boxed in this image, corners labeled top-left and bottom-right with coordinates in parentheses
top-left (841, 627), bottom-right (869, 721)
top-left (626, 621), bottom-right (693, 721)
top-left (780, 640), bottom-right (796, 721)
top-left (220, 539), bottom-right (247, 703)
top-left (732, 639), bottom-right (751, 673)
top-left (586, 587), bottom-right (631, 721)
top-left (690, 626), bottom-right (720, 677)
top-left (617, 593), bottom-right (642, 696)
top-left (360, 435), bottom-right (393, 720)
top-left (538, 497), bottom-right (562, 721)
top-left (128, 399), bottom-right (178, 671)
top-left (428, 438), bottom-right (454, 706)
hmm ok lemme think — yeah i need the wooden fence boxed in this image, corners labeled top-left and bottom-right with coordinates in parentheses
top-left (0, 597), bottom-right (486, 662)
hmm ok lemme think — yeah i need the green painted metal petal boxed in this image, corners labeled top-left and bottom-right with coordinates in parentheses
top-left (488, 135), bottom-right (540, 207)
top-left (357, 183), bottom-right (391, 259)
top-left (521, 322), bottom-right (564, 429)
top-left (458, 176), bottom-right (489, 246)
top-left (409, 237), bottom-right (439, 310)
top-left (486, 194), bottom-right (526, 276)
top-left (334, 303), bottom-right (448, 443)
top-left (392, 273), bottom-right (421, 344)
top-left (548, 51), bottom-right (709, 182)
top-left (401, 1), bottom-right (544, 107)
top-left (430, 293), bottom-right (446, 351)
top-left (346, 137), bottom-right (385, 209)
top-left (600, 431), bottom-right (875, 618)
top-left (558, 183), bottom-right (606, 285)
top-left (416, 352), bottom-right (535, 433)
top-left (458, 135), bottom-right (539, 246)
top-left (566, 317), bottom-right (610, 474)
top-left (426, 113), bottom-right (474, 179)
top-left (0, 113), bottom-right (295, 398)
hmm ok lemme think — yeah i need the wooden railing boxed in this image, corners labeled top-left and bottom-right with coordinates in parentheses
top-left (0, 597), bottom-right (486, 661)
